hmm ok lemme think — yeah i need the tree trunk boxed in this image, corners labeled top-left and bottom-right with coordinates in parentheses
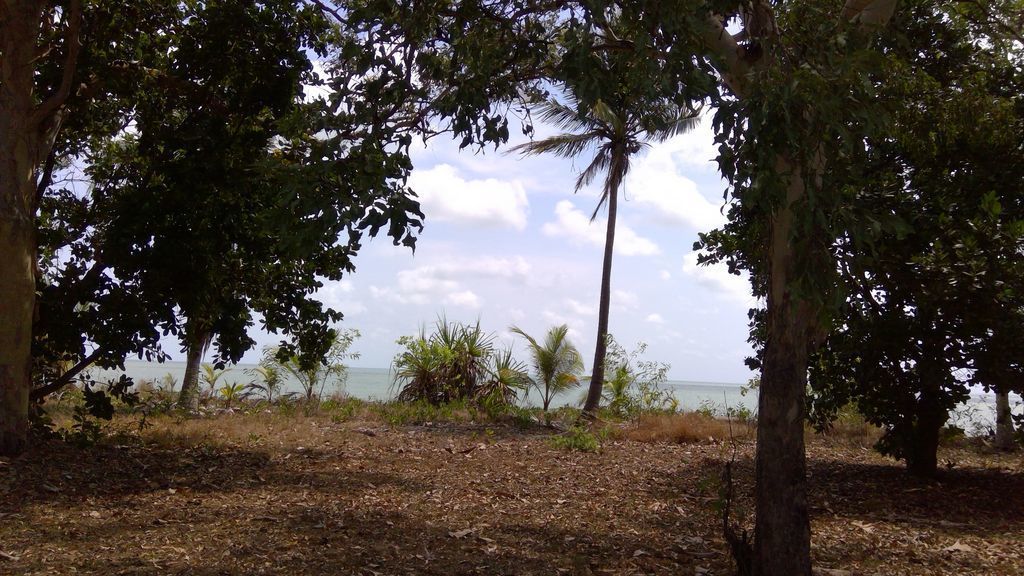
top-left (0, 215), bottom-right (35, 456)
top-left (994, 390), bottom-right (1015, 451)
top-left (906, 337), bottom-right (947, 477)
top-left (581, 179), bottom-right (619, 417)
top-left (0, 1), bottom-right (49, 456)
top-left (177, 326), bottom-right (210, 413)
top-left (905, 416), bottom-right (940, 477)
top-left (751, 157), bottom-right (815, 576)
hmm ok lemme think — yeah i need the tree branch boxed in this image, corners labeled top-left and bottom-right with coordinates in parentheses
top-left (840, 0), bottom-right (898, 27)
top-left (698, 13), bottom-right (752, 99)
top-left (31, 0), bottom-right (83, 126)
top-left (30, 346), bottom-right (105, 401)
top-left (34, 148), bottom-right (58, 209)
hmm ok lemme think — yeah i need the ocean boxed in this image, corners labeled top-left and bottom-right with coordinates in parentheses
top-left (90, 360), bottom-right (756, 411)
top-left (89, 360), bottom-right (1006, 433)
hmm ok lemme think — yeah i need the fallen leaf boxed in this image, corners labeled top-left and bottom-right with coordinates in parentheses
top-left (944, 541), bottom-right (975, 553)
top-left (851, 520), bottom-right (874, 534)
top-left (449, 529), bottom-right (474, 539)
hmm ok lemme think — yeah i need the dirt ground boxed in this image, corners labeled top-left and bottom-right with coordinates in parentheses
top-left (1, 414), bottom-right (1022, 575)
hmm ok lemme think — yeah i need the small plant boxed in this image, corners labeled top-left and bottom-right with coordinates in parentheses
top-left (725, 404), bottom-right (755, 424)
top-left (511, 324), bottom-right (584, 412)
top-left (219, 382), bottom-right (246, 409)
top-left (65, 406), bottom-right (105, 447)
top-left (200, 364), bottom-right (232, 402)
top-left (551, 425), bottom-right (602, 452)
top-left (261, 328), bottom-right (359, 404)
top-left (244, 364), bottom-right (283, 403)
top-left (695, 399), bottom-right (719, 419)
top-left (598, 336), bottom-right (675, 421)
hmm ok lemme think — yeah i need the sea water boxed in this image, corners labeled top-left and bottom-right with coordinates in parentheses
top-left (89, 360), bottom-right (1005, 432)
top-left (89, 360), bottom-right (756, 411)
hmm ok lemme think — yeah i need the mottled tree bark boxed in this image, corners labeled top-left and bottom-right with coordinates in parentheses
top-left (751, 157), bottom-right (815, 576)
top-left (1, 1), bottom-right (45, 456)
top-left (0, 0), bottom-right (81, 455)
top-left (994, 390), bottom-right (1015, 451)
top-left (176, 325), bottom-right (210, 413)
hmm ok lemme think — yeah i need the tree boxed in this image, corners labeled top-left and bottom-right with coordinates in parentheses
top-left (693, 1), bottom-right (899, 572)
top-left (29, 0), bottom-right (433, 422)
top-left (806, 2), bottom-right (1024, 475)
top-left (511, 94), bottom-right (696, 418)
top-left (511, 324), bottom-right (584, 412)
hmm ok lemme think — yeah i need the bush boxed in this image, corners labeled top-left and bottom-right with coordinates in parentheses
top-left (551, 425), bottom-right (604, 452)
top-left (391, 317), bottom-right (528, 409)
top-left (599, 337), bottom-right (676, 420)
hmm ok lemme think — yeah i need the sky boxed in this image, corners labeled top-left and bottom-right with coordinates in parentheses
top-left (225, 114), bottom-right (759, 384)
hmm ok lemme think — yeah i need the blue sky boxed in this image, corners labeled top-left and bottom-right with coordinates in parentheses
top-left (236, 114), bottom-right (759, 383)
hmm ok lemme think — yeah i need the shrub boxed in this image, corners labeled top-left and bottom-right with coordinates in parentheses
top-left (551, 425), bottom-right (603, 452)
top-left (599, 337), bottom-right (676, 420)
top-left (392, 317), bottom-right (528, 409)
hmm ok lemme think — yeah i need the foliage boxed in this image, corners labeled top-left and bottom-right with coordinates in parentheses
top-left (804, 3), bottom-right (1024, 475)
top-left (201, 364), bottom-right (233, 401)
top-left (510, 324), bottom-right (584, 412)
top-left (244, 365), bottom-right (285, 404)
top-left (392, 318), bottom-right (528, 408)
top-left (550, 425), bottom-right (604, 453)
top-left (261, 329), bottom-right (360, 404)
top-left (599, 337), bottom-right (675, 419)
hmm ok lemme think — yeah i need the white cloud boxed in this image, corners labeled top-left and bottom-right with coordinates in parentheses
top-left (659, 269), bottom-right (672, 280)
top-left (565, 298), bottom-right (595, 316)
top-left (445, 290), bottom-right (481, 309)
top-left (542, 200), bottom-right (660, 256)
top-left (370, 256), bottom-right (534, 309)
top-left (612, 289), bottom-right (638, 310)
top-left (626, 150), bottom-right (726, 232)
top-left (681, 251), bottom-right (755, 306)
top-left (646, 313), bottom-right (665, 324)
top-left (409, 163), bottom-right (529, 230)
top-left (315, 279), bottom-right (366, 316)
top-left (621, 116), bottom-right (727, 232)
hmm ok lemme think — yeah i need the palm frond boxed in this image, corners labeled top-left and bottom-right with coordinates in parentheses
top-left (509, 131), bottom-right (603, 159)
top-left (642, 107), bottom-right (701, 143)
top-left (575, 147), bottom-right (613, 193)
top-left (533, 97), bottom-right (603, 133)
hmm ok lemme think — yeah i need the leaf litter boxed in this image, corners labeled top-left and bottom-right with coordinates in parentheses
top-left (0, 414), bottom-right (1021, 575)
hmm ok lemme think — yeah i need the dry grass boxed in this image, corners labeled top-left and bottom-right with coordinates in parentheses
top-left (619, 412), bottom-right (755, 444)
top-left (813, 418), bottom-right (884, 448)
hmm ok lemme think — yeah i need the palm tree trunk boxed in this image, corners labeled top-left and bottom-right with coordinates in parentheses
top-left (582, 180), bottom-right (619, 417)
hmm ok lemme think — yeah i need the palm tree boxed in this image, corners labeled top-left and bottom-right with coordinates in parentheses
top-left (511, 95), bottom-right (698, 417)
top-left (511, 324), bottom-right (585, 412)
